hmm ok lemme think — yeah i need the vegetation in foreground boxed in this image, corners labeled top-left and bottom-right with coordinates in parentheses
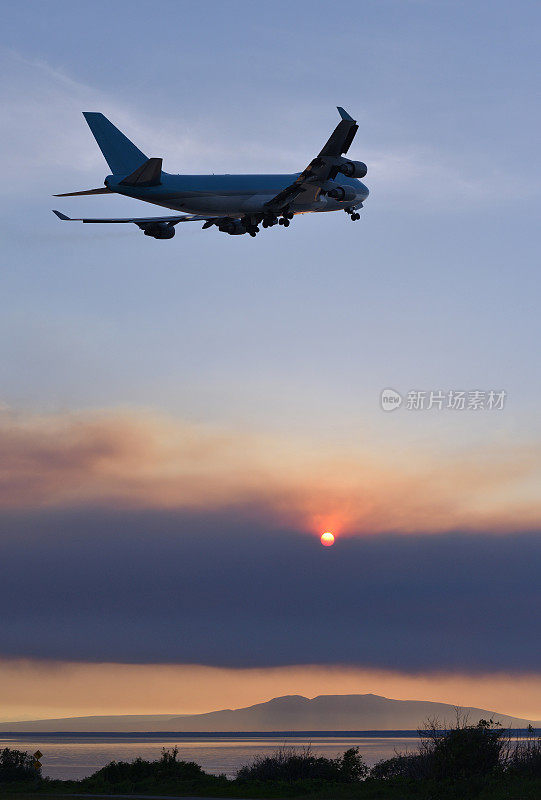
top-left (2, 717), bottom-right (541, 800)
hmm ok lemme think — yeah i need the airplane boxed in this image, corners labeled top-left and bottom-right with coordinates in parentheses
top-left (52, 108), bottom-right (369, 239)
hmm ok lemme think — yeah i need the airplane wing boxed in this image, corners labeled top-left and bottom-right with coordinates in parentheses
top-left (52, 210), bottom-right (211, 225)
top-left (265, 107), bottom-right (359, 212)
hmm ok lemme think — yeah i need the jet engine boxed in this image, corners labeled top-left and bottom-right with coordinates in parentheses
top-left (326, 185), bottom-right (357, 203)
top-left (337, 160), bottom-right (368, 179)
top-left (218, 219), bottom-right (246, 235)
top-left (141, 222), bottom-right (176, 239)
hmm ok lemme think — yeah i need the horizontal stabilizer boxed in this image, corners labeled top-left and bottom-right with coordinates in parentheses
top-left (53, 187), bottom-right (112, 197)
top-left (119, 158), bottom-right (162, 187)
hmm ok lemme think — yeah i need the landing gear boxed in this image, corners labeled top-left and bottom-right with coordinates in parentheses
top-left (345, 207), bottom-right (361, 221)
top-left (262, 214), bottom-right (278, 228)
top-left (261, 209), bottom-right (293, 229)
top-left (279, 211), bottom-right (293, 226)
top-left (242, 215), bottom-right (261, 237)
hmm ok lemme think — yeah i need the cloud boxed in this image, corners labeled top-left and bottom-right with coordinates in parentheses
top-left (0, 509), bottom-right (540, 671)
top-left (0, 407), bottom-right (539, 535)
top-left (0, 406), bottom-right (538, 672)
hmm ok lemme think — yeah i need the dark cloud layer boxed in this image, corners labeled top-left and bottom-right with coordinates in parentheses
top-left (0, 508), bottom-right (539, 672)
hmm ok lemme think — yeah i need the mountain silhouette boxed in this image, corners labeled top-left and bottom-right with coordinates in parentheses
top-left (0, 694), bottom-right (538, 732)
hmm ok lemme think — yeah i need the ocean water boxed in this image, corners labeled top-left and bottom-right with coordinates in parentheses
top-left (0, 733), bottom-right (420, 780)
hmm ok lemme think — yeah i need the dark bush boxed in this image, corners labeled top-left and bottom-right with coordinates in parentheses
top-left (82, 746), bottom-right (207, 788)
top-left (339, 746), bottom-right (369, 781)
top-left (426, 718), bottom-right (508, 780)
top-left (372, 717), bottom-right (509, 783)
top-left (0, 747), bottom-right (39, 782)
top-left (237, 745), bottom-right (367, 784)
top-left (371, 751), bottom-right (431, 780)
top-left (507, 728), bottom-right (541, 777)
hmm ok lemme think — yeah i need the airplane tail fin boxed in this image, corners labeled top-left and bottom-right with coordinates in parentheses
top-left (83, 112), bottom-right (148, 175)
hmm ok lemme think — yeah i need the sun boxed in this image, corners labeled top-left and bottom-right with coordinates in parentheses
top-left (320, 531), bottom-right (335, 547)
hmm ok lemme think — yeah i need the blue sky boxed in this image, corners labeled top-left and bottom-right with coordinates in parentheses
top-left (1, 0), bottom-right (539, 436)
top-left (0, 0), bottom-right (540, 720)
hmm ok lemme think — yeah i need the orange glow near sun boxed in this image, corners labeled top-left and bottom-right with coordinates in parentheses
top-left (320, 531), bottom-right (335, 546)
